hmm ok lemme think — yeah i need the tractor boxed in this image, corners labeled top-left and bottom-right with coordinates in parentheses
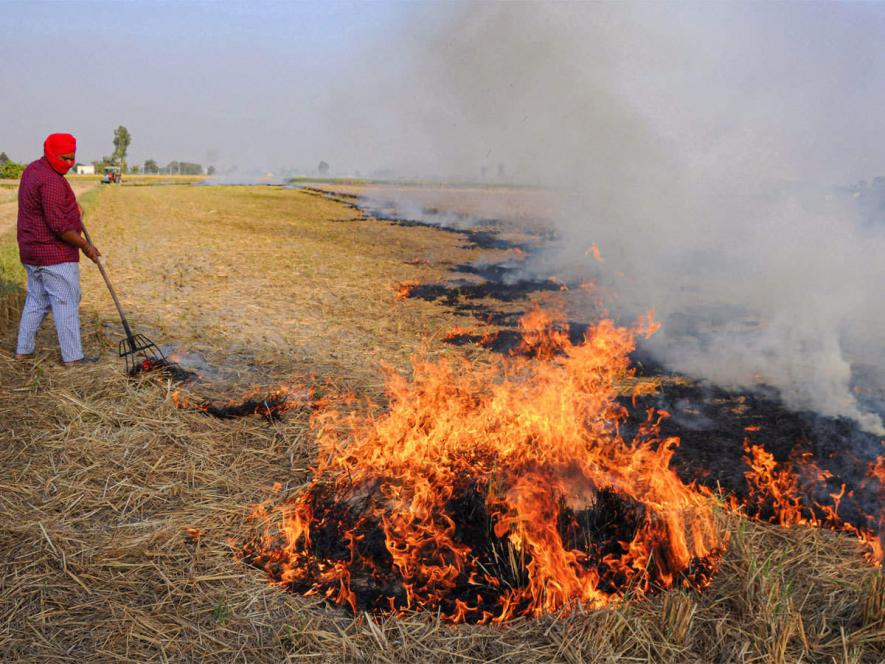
top-left (101, 166), bottom-right (122, 184)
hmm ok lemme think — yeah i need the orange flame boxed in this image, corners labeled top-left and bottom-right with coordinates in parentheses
top-left (586, 243), bottom-right (604, 263)
top-left (243, 310), bottom-right (723, 622)
top-left (635, 309), bottom-right (662, 340)
top-left (547, 276), bottom-right (569, 291)
top-left (171, 389), bottom-right (206, 412)
top-left (515, 305), bottom-right (570, 360)
top-left (869, 456), bottom-right (885, 485)
top-left (184, 527), bottom-right (203, 543)
top-left (393, 280), bottom-right (420, 300)
top-left (444, 326), bottom-right (477, 340)
top-left (479, 329), bottom-right (500, 347)
top-left (739, 442), bottom-right (882, 564)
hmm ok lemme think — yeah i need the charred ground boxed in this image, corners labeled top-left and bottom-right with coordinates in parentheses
top-left (365, 187), bottom-right (883, 551)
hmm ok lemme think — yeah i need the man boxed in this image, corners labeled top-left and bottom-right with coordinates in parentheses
top-left (15, 133), bottom-right (101, 366)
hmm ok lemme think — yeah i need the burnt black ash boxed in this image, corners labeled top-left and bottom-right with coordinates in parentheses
top-left (626, 382), bottom-right (883, 539)
top-left (241, 481), bottom-right (718, 622)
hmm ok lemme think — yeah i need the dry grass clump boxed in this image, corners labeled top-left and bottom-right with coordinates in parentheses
top-left (0, 184), bottom-right (881, 662)
top-left (0, 355), bottom-right (318, 661)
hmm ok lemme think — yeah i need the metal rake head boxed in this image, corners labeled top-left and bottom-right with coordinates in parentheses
top-left (119, 333), bottom-right (167, 375)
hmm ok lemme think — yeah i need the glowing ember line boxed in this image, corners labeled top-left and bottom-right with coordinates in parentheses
top-left (737, 441), bottom-right (883, 564)
top-left (393, 280), bottom-right (420, 300)
top-left (172, 385), bottom-right (312, 419)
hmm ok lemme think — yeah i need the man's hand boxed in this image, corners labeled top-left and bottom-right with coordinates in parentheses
top-left (83, 243), bottom-right (101, 263)
top-left (60, 228), bottom-right (101, 263)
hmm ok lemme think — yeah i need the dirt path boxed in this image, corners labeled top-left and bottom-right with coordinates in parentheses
top-left (0, 181), bottom-right (96, 236)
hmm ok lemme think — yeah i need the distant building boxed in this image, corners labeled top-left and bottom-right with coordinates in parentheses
top-left (74, 164), bottom-right (95, 175)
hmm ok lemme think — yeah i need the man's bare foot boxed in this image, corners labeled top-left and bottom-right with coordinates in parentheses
top-left (62, 354), bottom-right (101, 367)
top-left (15, 353), bottom-right (35, 360)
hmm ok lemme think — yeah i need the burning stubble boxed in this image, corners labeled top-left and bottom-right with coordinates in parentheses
top-left (240, 309), bottom-right (882, 622)
top-left (325, 2), bottom-right (885, 433)
top-left (242, 313), bottom-right (723, 622)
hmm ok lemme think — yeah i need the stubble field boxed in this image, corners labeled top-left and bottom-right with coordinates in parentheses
top-left (0, 182), bottom-right (881, 663)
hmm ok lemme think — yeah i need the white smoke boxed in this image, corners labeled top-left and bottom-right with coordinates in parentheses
top-left (330, 1), bottom-right (885, 432)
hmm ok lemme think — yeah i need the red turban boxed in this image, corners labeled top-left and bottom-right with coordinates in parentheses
top-left (44, 133), bottom-right (77, 175)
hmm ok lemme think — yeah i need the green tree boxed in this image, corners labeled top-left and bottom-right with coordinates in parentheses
top-left (112, 125), bottom-right (132, 172)
top-left (0, 151), bottom-right (9, 165)
top-left (318, 160), bottom-right (330, 175)
top-left (143, 159), bottom-right (159, 174)
top-left (207, 165), bottom-right (216, 176)
top-left (0, 160), bottom-right (25, 179)
top-left (93, 155), bottom-right (113, 172)
top-left (164, 161), bottom-right (203, 175)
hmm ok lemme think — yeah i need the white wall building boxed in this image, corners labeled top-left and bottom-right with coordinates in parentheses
top-left (74, 164), bottom-right (95, 175)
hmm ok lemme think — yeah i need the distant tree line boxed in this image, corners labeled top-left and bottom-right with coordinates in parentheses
top-left (3, 130), bottom-right (215, 180)
top-left (141, 159), bottom-right (206, 175)
top-left (0, 151), bottom-right (25, 179)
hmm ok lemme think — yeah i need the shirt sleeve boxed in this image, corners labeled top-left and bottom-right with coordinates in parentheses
top-left (40, 176), bottom-right (82, 237)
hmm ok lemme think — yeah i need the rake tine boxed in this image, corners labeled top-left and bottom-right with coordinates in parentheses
top-left (120, 334), bottom-right (167, 375)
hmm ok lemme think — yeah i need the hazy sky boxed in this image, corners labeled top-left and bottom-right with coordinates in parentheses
top-left (3, 1), bottom-right (885, 181)
top-left (0, 1), bottom-right (426, 172)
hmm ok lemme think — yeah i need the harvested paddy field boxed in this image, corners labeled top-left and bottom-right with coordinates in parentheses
top-left (302, 182), bottom-right (559, 233)
top-left (78, 184), bottom-right (496, 394)
top-left (0, 181), bottom-right (97, 236)
top-left (0, 183), bottom-right (882, 662)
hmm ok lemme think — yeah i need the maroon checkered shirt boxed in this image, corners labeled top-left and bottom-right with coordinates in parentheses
top-left (17, 157), bottom-right (83, 266)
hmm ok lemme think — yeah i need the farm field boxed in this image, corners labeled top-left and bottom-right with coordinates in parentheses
top-left (0, 181), bottom-right (97, 236)
top-left (302, 181), bottom-right (562, 235)
top-left (0, 183), bottom-right (882, 662)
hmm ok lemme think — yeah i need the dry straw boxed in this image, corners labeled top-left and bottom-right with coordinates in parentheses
top-left (0, 184), bottom-right (881, 662)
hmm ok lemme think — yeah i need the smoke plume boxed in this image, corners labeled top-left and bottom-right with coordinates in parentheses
top-left (335, 2), bottom-right (885, 432)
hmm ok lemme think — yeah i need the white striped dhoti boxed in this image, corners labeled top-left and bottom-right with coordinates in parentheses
top-left (16, 262), bottom-right (84, 362)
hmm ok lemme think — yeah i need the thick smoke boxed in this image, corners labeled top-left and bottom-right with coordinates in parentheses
top-left (335, 2), bottom-right (885, 432)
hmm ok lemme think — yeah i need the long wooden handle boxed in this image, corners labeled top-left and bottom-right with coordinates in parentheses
top-left (80, 222), bottom-right (136, 344)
